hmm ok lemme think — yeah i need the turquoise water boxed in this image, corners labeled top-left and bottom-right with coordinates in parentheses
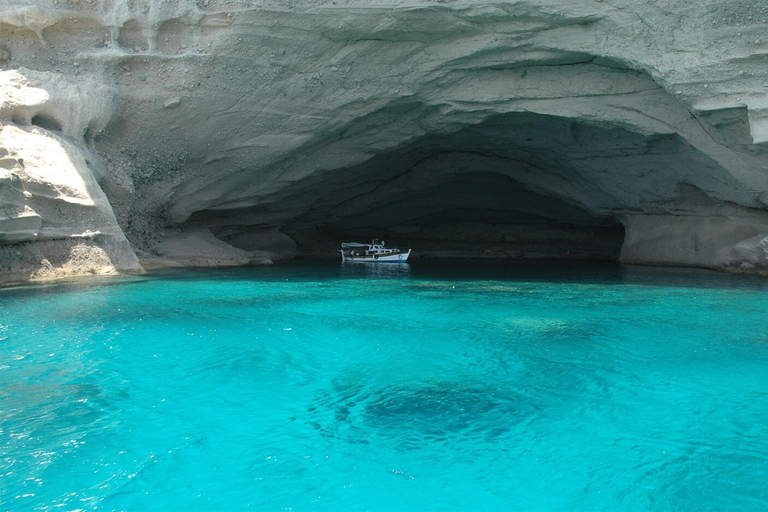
top-left (2, 261), bottom-right (768, 511)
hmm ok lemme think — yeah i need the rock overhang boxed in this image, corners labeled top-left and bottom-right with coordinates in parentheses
top-left (2, 0), bottom-right (768, 279)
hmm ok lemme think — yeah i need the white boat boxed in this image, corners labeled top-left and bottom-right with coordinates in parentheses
top-left (340, 239), bottom-right (411, 263)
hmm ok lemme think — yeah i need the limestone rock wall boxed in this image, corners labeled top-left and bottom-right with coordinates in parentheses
top-left (2, 0), bottom-right (768, 280)
top-left (0, 68), bottom-right (141, 282)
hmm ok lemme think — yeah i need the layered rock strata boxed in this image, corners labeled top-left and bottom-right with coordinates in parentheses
top-left (2, 0), bottom-right (768, 282)
top-left (0, 68), bottom-right (141, 282)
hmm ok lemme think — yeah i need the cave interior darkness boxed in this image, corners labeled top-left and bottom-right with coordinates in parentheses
top-left (195, 110), bottom-right (737, 261)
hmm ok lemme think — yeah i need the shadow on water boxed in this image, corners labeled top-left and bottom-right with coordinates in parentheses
top-left (2, 259), bottom-right (768, 300)
top-left (402, 259), bottom-right (768, 291)
top-left (281, 258), bottom-right (768, 291)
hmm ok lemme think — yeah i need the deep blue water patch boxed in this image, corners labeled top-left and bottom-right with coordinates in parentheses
top-left (1, 261), bottom-right (768, 510)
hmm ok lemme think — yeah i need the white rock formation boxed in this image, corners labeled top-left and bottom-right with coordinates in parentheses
top-left (147, 225), bottom-right (272, 269)
top-left (2, 0), bottom-right (768, 281)
top-left (0, 68), bottom-right (141, 282)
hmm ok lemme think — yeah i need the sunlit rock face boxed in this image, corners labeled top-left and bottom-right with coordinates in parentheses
top-left (0, 69), bottom-right (141, 282)
top-left (2, 0), bottom-right (768, 281)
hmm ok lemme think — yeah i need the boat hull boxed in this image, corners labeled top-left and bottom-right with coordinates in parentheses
top-left (341, 249), bottom-right (411, 263)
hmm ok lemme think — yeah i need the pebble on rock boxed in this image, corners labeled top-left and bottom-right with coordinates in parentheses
top-left (163, 97), bottom-right (182, 109)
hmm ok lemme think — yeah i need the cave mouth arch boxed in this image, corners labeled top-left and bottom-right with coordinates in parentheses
top-left (196, 110), bottom-right (734, 262)
top-left (281, 169), bottom-right (627, 261)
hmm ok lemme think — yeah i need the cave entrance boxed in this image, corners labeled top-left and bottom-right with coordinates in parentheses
top-left (200, 110), bottom-right (731, 263)
top-left (277, 112), bottom-right (647, 260)
top-left (285, 170), bottom-right (625, 260)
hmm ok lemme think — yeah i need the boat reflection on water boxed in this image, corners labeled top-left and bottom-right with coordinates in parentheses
top-left (340, 261), bottom-right (411, 279)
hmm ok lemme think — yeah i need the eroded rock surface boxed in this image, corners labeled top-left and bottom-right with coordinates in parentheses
top-left (0, 68), bottom-right (141, 282)
top-left (2, 0), bottom-right (768, 281)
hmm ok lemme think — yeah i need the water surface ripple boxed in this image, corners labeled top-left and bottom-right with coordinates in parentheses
top-left (1, 262), bottom-right (767, 511)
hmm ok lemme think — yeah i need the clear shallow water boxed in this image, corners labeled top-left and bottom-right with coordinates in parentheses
top-left (2, 261), bottom-right (768, 511)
